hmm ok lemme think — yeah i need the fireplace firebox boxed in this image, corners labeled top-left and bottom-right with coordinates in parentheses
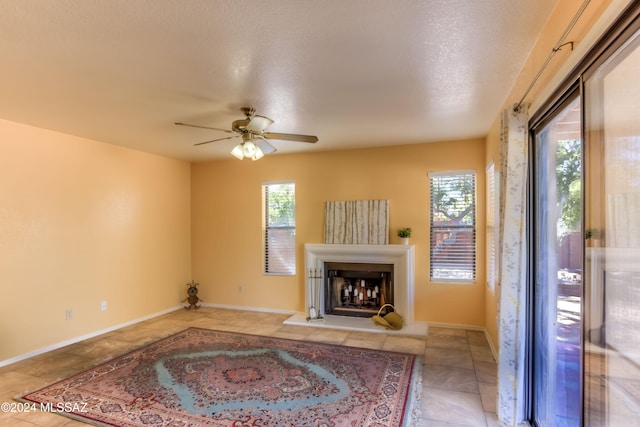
top-left (324, 262), bottom-right (394, 318)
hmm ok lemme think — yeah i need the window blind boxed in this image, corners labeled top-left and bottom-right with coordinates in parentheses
top-left (429, 171), bottom-right (476, 282)
top-left (264, 182), bottom-right (296, 275)
top-left (486, 163), bottom-right (498, 292)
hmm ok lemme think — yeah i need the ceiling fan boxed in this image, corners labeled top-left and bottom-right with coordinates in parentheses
top-left (175, 107), bottom-right (318, 160)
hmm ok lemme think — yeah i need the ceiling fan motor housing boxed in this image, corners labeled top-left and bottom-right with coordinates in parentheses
top-left (232, 119), bottom-right (251, 133)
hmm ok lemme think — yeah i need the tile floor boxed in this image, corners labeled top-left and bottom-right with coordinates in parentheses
top-left (0, 308), bottom-right (502, 426)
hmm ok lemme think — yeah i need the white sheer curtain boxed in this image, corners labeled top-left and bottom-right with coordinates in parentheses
top-left (324, 200), bottom-right (389, 244)
top-left (497, 104), bottom-right (529, 425)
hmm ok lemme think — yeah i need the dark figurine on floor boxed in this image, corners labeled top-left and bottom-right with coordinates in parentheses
top-left (183, 280), bottom-right (202, 310)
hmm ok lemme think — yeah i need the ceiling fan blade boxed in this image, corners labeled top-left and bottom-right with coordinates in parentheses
top-left (255, 138), bottom-right (277, 155)
top-left (194, 135), bottom-right (238, 146)
top-left (246, 115), bottom-right (274, 132)
top-left (175, 122), bottom-right (234, 134)
top-left (263, 132), bottom-right (318, 143)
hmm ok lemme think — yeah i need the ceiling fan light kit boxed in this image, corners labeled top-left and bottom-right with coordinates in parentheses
top-left (176, 107), bottom-right (318, 161)
top-left (231, 139), bottom-right (265, 161)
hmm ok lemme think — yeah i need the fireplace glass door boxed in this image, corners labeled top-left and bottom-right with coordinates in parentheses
top-left (324, 263), bottom-right (393, 318)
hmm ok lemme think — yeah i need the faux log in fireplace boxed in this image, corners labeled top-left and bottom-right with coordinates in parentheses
top-left (324, 262), bottom-right (394, 318)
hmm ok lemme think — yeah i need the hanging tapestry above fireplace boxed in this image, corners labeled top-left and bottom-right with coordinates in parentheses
top-left (324, 200), bottom-right (389, 244)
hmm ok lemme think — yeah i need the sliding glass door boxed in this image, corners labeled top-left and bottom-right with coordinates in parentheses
top-left (530, 16), bottom-right (640, 426)
top-left (532, 92), bottom-right (583, 427)
top-left (583, 27), bottom-right (640, 427)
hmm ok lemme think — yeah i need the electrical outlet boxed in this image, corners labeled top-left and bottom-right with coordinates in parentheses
top-left (65, 309), bottom-right (73, 320)
top-left (239, 284), bottom-right (243, 293)
top-left (100, 301), bottom-right (107, 311)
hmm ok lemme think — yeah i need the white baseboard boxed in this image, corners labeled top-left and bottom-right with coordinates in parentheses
top-left (0, 305), bottom-right (183, 368)
top-left (427, 321), bottom-right (499, 362)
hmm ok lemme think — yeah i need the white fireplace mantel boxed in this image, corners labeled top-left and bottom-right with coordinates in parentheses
top-left (284, 243), bottom-right (427, 336)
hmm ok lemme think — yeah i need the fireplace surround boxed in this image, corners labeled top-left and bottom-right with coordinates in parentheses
top-left (284, 244), bottom-right (428, 336)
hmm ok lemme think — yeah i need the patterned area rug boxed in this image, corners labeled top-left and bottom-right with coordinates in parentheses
top-left (19, 328), bottom-right (421, 426)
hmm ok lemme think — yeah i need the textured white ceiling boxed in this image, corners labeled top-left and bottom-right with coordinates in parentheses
top-left (0, 0), bottom-right (557, 161)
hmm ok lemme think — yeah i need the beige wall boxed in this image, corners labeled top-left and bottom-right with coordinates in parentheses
top-left (191, 139), bottom-right (487, 326)
top-left (0, 120), bottom-right (191, 362)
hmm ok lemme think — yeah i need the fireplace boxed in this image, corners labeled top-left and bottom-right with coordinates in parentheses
top-left (324, 262), bottom-right (394, 318)
top-left (284, 244), bottom-right (426, 335)
top-left (303, 244), bottom-right (415, 325)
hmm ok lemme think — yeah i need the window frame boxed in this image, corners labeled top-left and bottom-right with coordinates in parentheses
top-left (263, 180), bottom-right (296, 276)
top-left (428, 170), bottom-right (477, 283)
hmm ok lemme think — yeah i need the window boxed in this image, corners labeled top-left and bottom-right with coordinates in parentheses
top-left (263, 182), bottom-right (296, 275)
top-left (486, 162), bottom-right (499, 292)
top-left (429, 170), bottom-right (476, 282)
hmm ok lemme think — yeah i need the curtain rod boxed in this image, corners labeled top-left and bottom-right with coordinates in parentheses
top-left (514, 0), bottom-right (591, 112)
